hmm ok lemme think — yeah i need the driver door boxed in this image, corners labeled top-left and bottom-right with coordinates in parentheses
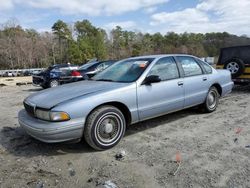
top-left (137, 57), bottom-right (185, 120)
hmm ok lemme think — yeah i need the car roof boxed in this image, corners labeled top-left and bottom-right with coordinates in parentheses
top-left (51, 64), bottom-right (78, 68)
top-left (102, 59), bottom-right (117, 62)
top-left (127, 54), bottom-right (197, 60)
top-left (80, 60), bottom-right (116, 66)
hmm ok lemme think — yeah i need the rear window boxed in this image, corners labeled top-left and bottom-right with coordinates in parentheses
top-left (196, 59), bottom-right (213, 74)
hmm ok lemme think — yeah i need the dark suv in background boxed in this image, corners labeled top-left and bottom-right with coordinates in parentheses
top-left (32, 64), bottom-right (78, 88)
top-left (216, 45), bottom-right (250, 84)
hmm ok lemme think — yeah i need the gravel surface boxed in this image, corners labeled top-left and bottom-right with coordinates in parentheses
top-left (0, 83), bottom-right (249, 188)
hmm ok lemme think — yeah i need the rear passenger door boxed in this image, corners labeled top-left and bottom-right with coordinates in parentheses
top-left (176, 56), bottom-right (209, 108)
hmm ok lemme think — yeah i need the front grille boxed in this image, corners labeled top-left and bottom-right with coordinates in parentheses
top-left (24, 102), bottom-right (35, 117)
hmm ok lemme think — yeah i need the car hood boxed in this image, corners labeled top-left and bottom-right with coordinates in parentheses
top-left (25, 81), bottom-right (129, 109)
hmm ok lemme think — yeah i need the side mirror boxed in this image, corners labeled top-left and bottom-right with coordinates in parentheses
top-left (143, 75), bottom-right (161, 85)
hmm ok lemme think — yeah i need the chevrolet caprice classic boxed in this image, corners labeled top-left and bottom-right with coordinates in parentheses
top-left (18, 55), bottom-right (234, 150)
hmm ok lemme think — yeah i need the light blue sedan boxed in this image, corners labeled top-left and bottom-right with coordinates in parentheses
top-left (18, 55), bottom-right (234, 150)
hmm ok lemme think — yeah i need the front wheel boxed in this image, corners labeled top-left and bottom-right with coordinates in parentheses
top-left (202, 86), bottom-right (219, 113)
top-left (84, 106), bottom-right (126, 150)
top-left (41, 85), bottom-right (48, 89)
top-left (49, 79), bottom-right (59, 88)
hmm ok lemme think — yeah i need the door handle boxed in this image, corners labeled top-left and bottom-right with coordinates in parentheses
top-left (178, 81), bottom-right (184, 86)
top-left (203, 77), bottom-right (207, 81)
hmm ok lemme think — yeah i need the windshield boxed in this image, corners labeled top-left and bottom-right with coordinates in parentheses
top-left (93, 58), bottom-right (154, 82)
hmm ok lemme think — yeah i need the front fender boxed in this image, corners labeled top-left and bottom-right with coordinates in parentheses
top-left (52, 83), bottom-right (139, 123)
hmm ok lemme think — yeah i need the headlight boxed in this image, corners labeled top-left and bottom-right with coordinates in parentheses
top-left (35, 109), bottom-right (70, 121)
top-left (36, 109), bottom-right (50, 121)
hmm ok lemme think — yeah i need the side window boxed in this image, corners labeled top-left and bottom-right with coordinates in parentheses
top-left (148, 57), bottom-right (179, 81)
top-left (89, 64), bottom-right (98, 71)
top-left (103, 61), bottom-right (113, 69)
top-left (177, 56), bottom-right (203, 77)
top-left (51, 67), bottom-right (60, 72)
top-left (96, 63), bottom-right (105, 71)
top-left (59, 67), bottom-right (70, 74)
top-left (196, 59), bottom-right (213, 74)
top-left (105, 61), bottom-right (115, 66)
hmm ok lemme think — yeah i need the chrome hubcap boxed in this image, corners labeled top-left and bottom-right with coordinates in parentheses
top-left (207, 91), bottom-right (217, 109)
top-left (226, 62), bottom-right (239, 74)
top-left (95, 113), bottom-right (123, 146)
top-left (104, 122), bottom-right (114, 134)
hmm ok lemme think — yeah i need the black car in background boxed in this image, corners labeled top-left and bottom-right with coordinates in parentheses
top-left (32, 60), bottom-right (116, 89)
top-left (82, 60), bottom-right (116, 78)
top-left (32, 64), bottom-right (78, 89)
top-left (216, 45), bottom-right (250, 84)
top-left (64, 60), bottom-right (116, 83)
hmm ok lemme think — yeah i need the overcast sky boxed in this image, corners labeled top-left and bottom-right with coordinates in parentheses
top-left (0, 0), bottom-right (250, 35)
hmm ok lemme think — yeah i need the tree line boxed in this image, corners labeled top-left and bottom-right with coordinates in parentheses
top-left (0, 19), bottom-right (250, 69)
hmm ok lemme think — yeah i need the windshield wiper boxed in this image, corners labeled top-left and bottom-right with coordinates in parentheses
top-left (95, 79), bottom-right (114, 82)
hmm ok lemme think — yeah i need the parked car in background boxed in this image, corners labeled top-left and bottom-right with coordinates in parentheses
top-left (4, 71), bottom-right (14, 77)
top-left (0, 69), bottom-right (44, 77)
top-left (200, 57), bottom-right (215, 65)
top-left (23, 70), bottom-right (32, 76)
top-left (12, 71), bottom-right (22, 77)
top-left (32, 64), bottom-right (78, 88)
top-left (216, 45), bottom-right (250, 84)
top-left (32, 70), bottom-right (42, 75)
top-left (63, 60), bottom-right (116, 83)
top-left (84, 60), bottom-right (117, 78)
top-left (19, 54), bottom-right (233, 150)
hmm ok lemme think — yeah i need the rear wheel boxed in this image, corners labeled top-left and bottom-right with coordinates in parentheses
top-left (84, 106), bottom-right (126, 150)
top-left (202, 86), bottom-right (219, 113)
top-left (224, 58), bottom-right (245, 78)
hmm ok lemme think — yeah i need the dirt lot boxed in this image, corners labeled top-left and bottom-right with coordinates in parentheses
top-left (0, 78), bottom-right (250, 188)
top-left (0, 77), bottom-right (32, 86)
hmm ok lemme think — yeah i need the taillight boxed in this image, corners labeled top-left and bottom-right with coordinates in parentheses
top-left (71, 70), bottom-right (81, 77)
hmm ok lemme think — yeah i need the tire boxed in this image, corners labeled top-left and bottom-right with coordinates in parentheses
top-left (84, 105), bottom-right (126, 150)
top-left (202, 86), bottom-right (219, 113)
top-left (224, 58), bottom-right (245, 78)
top-left (49, 79), bottom-right (59, 88)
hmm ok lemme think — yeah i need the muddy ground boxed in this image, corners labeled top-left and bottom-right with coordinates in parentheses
top-left (0, 77), bottom-right (250, 188)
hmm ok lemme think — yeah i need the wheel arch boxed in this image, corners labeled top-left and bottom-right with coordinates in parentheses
top-left (86, 101), bottom-right (132, 126)
top-left (211, 83), bottom-right (222, 96)
top-left (223, 57), bottom-right (244, 65)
